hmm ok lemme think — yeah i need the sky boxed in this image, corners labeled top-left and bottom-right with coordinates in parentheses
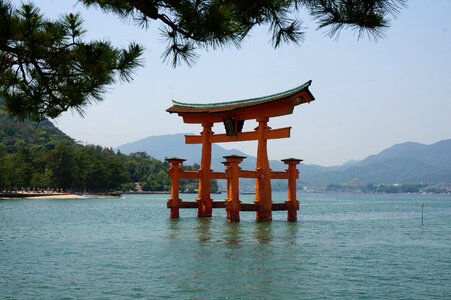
top-left (24, 0), bottom-right (451, 166)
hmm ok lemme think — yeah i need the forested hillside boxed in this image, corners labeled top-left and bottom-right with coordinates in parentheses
top-left (0, 114), bottom-right (211, 193)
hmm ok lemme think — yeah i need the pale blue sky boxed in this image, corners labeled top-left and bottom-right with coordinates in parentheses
top-left (26, 0), bottom-right (451, 166)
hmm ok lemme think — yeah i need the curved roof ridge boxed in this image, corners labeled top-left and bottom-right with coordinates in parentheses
top-left (172, 80), bottom-right (312, 108)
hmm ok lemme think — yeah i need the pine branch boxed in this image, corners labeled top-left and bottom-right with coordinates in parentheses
top-left (0, 0), bottom-right (144, 121)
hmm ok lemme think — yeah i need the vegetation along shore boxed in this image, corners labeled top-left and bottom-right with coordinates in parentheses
top-left (0, 113), bottom-right (217, 195)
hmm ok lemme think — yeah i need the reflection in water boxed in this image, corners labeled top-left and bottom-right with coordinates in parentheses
top-left (225, 222), bottom-right (241, 246)
top-left (195, 218), bottom-right (212, 242)
top-left (254, 222), bottom-right (273, 243)
top-left (286, 222), bottom-right (299, 245)
top-left (167, 219), bottom-right (181, 239)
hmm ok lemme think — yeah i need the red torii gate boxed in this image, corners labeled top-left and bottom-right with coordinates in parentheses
top-left (166, 80), bottom-right (315, 221)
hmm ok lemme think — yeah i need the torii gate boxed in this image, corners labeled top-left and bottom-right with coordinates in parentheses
top-left (166, 80), bottom-right (315, 221)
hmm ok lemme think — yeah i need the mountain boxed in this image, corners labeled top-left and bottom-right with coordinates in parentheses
top-left (116, 133), bottom-right (286, 171)
top-left (303, 140), bottom-right (451, 185)
top-left (117, 134), bottom-right (451, 185)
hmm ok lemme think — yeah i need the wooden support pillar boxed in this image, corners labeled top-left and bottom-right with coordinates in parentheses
top-left (197, 122), bottom-right (213, 218)
top-left (166, 158), bottom-right (186, 219)
top-left (223, 160), bottom-right (231, 207)
top-left (255, 117), bottom-right (272, 221)
top-left (282, 158), bottom-right (302, 222)
top-left (223, 155), bottom-right (246, 222)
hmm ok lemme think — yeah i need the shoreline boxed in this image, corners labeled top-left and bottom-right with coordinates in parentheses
top-left (0, 194), bottom-right (85, 200)
top-left (0, 192), bottom-right (121, 200)
top-left (26, 194), bottom-right (86, 200)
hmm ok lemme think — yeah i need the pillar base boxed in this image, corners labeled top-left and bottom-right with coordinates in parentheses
top-left (226, 202), bottom-right (240, 222)
top-left (227, 215), bottom-right (240, 222)
top-left (167, 198), bottom-right (180, 218)
top-left (287, 215), bottom-right (297, 222)
top-left (256, 210), bottom-right (272, 221)
top-left (170, 209), bottom-right (180, 219)
top-left (197, 198), bottom-right (212, 218)
top-left (287, 200), bottom-right (298, 222)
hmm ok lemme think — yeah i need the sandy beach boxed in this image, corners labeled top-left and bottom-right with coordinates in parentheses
top-left (0, 194), bottom-right (89, 200)
top-left (1, 192), bottom-right (124, 200)
top-left (0, 193), bottom-right (87, 200)
top-left (24, 194), bottom-right (87, 200)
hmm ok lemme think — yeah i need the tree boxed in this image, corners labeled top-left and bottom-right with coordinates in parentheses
top-left (1, 152), bottom-right (32, 190)
top-left (0, 1), bottom-right (143, 121)
top-left (1, 0), bottom-right (406, 121)
top-left (81, 0), bottom-right (406, 66)
top-left (0, 144), bottom-right (6, 190)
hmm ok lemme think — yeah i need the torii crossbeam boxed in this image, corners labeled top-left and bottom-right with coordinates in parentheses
top-left (166, 80), bottom-right (315, 221)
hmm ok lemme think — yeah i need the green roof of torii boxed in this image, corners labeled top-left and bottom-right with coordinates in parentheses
top-left (167, 80), bottom-right (314, 114)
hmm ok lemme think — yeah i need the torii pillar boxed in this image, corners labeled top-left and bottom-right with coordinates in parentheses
top-left (255, 117), bottom-right (272, 221)
top-left (197, 122), bottom-right (213, 217)
top-left (282, 158), bottom-right (303, 221)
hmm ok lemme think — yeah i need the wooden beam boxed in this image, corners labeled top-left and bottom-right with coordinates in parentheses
top-left (238, 170), bottom-right (259, 179)
top-left (170, 200), bottom-right (227, 209)
top-left (177, 201), bottom-right (198, 208)
top-left (272, 202), bottom-right (290, 211)
top-left (169, 201), bottom-right (295, 211)
top-left (184, 134), bottom-right (201, 144)
top-left (265, 127), bottom-right (291, 139)
top-left (212, 201), bottom-right (226, 208)
top-left (238, 203), bottom-right (292, 211)
top-left (185, 127), bottom-right (291, 144)
top-left (240, 203), bottom-right (258, 211)
top-left (179, 170), bottom-right (200, 179)
top-left (211, 172), bottom-right (227, 180)
top-left (270, 171), bottom-right (289, 179)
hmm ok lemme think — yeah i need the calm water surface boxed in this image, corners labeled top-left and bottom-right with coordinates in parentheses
top-left (1, 193), bottom-right (450, 299)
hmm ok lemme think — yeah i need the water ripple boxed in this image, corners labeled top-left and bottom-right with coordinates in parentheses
top-left (1, 193), bottom-right (450, 299)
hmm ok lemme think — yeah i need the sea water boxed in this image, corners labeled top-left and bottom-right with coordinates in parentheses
top-left (1, 193), bottom-right (450, 299)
